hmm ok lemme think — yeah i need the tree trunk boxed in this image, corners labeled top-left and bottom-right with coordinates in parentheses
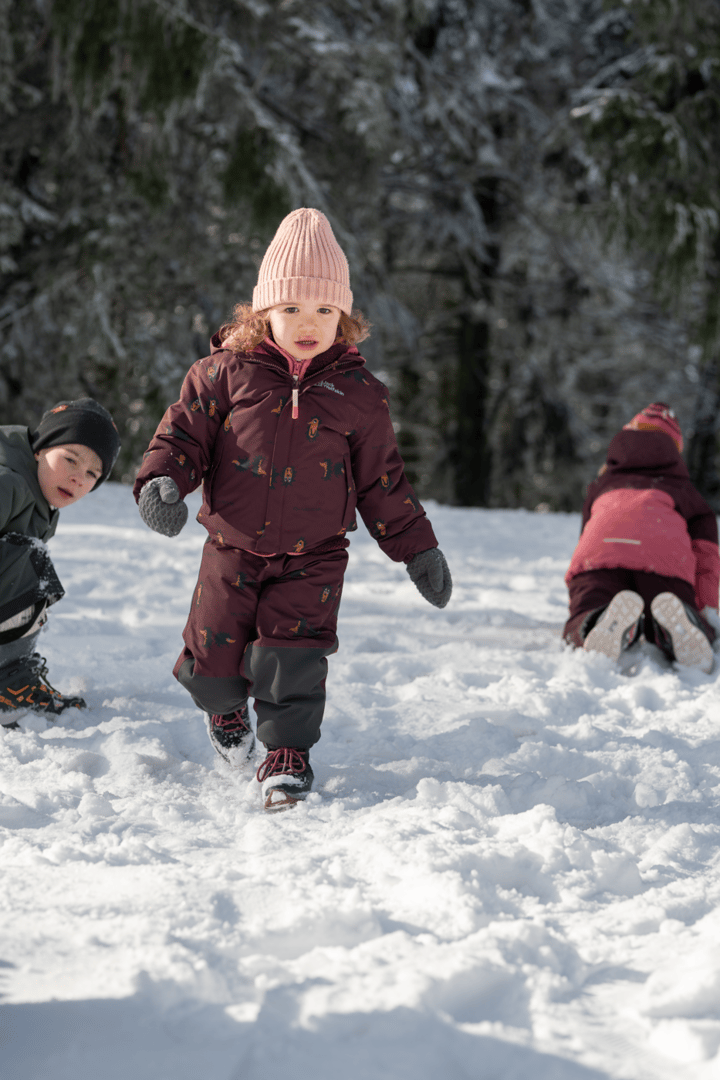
top-left (687, 359), bottom-right (720, 509)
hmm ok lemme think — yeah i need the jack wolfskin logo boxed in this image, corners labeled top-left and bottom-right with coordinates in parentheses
top-left (318, 380), bottom-right (344, 395)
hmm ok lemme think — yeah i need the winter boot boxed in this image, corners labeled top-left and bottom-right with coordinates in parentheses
top-left (650, 592), bottom-right (714, 674)
top-left (206, 704), bottom-right (255, 767)
top-left (256, 747), bottom-right (314, 811)
top-left (0, 652), bottom-right (86, 723)
top-left (583, 590), bottom-right (644, 663)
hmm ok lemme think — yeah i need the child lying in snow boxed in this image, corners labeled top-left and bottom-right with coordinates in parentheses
top-left (0, 398), bottom-right (120, 727)
top-left (563, 402), bottom-right (718, 674)
top-left (134, 207), bottom-right (452, 810)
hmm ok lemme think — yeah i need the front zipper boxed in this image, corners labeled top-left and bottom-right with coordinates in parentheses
top-left (238, 351), bottom-right (361, 420)
top-left (291, 375), bottom-right (299, 419)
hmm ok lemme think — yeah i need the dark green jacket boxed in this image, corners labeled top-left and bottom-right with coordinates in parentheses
top-left (0, 427), bottom-right (62, 626)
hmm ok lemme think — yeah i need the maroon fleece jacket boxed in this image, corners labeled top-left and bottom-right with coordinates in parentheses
top-left (134, 335), bottom-right (437, 561)
top-left (565, 430), bottom-right (719, 610)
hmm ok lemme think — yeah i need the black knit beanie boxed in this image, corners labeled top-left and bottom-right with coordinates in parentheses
top-left (31, 398), bottom-right (121, 487)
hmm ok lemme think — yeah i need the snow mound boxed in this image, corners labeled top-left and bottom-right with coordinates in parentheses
top-left (1, 486), bottom-right (719, 1079)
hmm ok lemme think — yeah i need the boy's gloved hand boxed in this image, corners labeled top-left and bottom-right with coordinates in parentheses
top-left (407, 548), bottom-right (452, 608)
top-left (138, 477), bottom-right (188, 537)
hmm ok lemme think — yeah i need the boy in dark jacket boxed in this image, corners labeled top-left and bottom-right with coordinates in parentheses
top-left (0, 398), bottom-right (121, 726)
top-left (135, 207), bottom-right (452, 810)
top-left (563, 402), bottom-right (718, 673)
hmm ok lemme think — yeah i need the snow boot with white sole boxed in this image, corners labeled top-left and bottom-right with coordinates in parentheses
top-left (583, 590), bottom-right (644, 663)
top-left (650, 592), bottom-right (714, 674)
top-left (256, 747), bottom-right (314, 811)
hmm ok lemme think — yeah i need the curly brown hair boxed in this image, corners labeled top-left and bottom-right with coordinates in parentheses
top-left (218, 303), bottom-right (371, 353)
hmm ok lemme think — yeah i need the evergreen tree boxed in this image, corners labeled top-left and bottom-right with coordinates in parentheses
top-left (571, 0), bottom-right (720, 502)
top-left (1, 0), bottom-right (708, 509)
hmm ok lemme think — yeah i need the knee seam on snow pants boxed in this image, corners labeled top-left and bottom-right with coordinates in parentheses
top-left (176, 657), bottom-right (248, 716)
top-left (243, 639), bottom-right (338, 750)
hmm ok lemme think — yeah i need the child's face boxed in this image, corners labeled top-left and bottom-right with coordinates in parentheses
top-left (267, 301), bottom-right (340, 361)
top-left (34, 444), bottom-right (103, 508)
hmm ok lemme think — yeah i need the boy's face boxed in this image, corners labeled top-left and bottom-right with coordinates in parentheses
top-left (267, 300), bottom-right (341, 361)
top-left (34, 444), bottom-right (102, 508)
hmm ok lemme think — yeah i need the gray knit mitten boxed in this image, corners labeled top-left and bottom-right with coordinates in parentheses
top-left (407, 548), bottom-right (452, 608)
top-left (138, 477), bottom-right (188, 537)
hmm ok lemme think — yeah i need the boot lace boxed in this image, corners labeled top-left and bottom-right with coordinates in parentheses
top-left (256, 748), bottom-right (307, 783)
top-left (210, 707), bottom-right (249, 733)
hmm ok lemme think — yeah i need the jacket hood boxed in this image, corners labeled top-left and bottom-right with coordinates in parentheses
top-left (0, 426), bottom-right (51, 509)
top-left (0, 425), bottom-right (57, 536)
top-left (605, 429), bottom-right (688, 477)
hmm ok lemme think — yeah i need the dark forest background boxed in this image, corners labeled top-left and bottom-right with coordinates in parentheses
top-left (2, 0), bottom-right (719, 509)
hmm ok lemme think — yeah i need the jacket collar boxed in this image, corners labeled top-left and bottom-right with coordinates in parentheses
top-left (210, 332), bottom-right (362, 380)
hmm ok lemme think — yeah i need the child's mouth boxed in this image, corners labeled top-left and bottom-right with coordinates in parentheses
top-left (295, 339), bottom-right (318, 349)
top-left (57, 487), bottom-right (73, 500)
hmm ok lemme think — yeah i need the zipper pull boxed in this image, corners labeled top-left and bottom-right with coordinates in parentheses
top-left (292, 377), bottom-right (299, 420)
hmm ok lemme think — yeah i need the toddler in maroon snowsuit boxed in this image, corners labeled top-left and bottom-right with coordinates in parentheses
top-left (563, 402), bottom-right (718, 673)
top-left (135, 208), bottom-right (452, 809)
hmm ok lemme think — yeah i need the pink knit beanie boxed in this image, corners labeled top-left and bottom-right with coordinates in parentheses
top-left (252, 208), bottom-right (353, 315)
top-left (624, 402), bottom-right (683, 452)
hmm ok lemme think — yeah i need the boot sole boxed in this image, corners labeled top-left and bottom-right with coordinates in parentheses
top-left (583, 590), bottom-right (644, 663)
top-left (261, 775), bottom-right (313, 811)
top-left (650, 593), bottom-right (714, 674)
top-left (263, 790), bottom-right (306, 812)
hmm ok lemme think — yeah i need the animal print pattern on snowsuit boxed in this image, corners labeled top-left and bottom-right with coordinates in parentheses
top-left (174, 542), bottom-right (348, 748)
top-left (133, 337), bottom-right (437, 561)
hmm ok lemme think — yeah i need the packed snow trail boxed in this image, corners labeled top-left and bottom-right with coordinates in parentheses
top-left (1, 485), bottom-right (720, 1080)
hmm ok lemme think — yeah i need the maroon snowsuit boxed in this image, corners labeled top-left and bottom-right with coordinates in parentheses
top-left (563, 430), bottom-right (719, 648)
top-left (134, 335), bottom-right (437, 748)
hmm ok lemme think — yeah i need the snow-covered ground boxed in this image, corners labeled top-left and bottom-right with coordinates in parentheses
top-left (2, 485), bottom-right (720, 1080)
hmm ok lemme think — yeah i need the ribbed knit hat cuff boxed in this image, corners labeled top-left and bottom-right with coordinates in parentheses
top-left (623, 403), bottom-right (683, 453)
top-left (31, 399), bottom-right (121, 487)
top-left (252, 276), bottom-right (353, 315)
top-left (252, 207), bottom-right (353, 316)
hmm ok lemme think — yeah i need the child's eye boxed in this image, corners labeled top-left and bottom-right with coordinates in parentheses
top-left (283, 306), bottom-right (298, 313)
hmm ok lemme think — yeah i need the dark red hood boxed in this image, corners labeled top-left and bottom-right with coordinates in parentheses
top-left (605, 430), bottom-right (688, 478)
